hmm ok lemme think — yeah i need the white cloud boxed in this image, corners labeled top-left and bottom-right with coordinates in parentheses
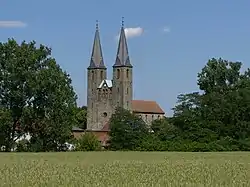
top-left (115, 27), bottom-right (144, 40)
top-left (0, 21), bottom-right (27, 28)
top-left (162, 26), bottom-right (170, 33)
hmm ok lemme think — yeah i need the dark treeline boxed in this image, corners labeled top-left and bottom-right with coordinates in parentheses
top-left (109, 58), bottom-right (250, 151)
top-left (0, 39), bottom-right (249, 152)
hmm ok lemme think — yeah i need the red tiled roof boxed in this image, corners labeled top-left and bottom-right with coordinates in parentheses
top-left (132, 100), bottom-right (165, 114)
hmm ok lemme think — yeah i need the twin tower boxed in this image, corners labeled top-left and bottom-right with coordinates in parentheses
top-left (87, 20), bottom-right (133, 130)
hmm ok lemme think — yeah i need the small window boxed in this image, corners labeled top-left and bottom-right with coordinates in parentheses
top-left (91, 71), bottom-right (94, 80)
top-left (127, 88), bottom-right (129, 94)
top-left (103, 112), bottom-right (107, 117)
top-left (100, 71), bottom-right (103, 79)
top-left (117, 87), bottom-right (119, 93)
top-left (117, 69), bottom-right (120, 79)
top-left (145, 115), bottom-right (148, 121)
top-left (126, 69), bottom-right (129, 78)
top-left (127, 101), bottom-right (129, 107)
top-left (158, 115), bottom-right (160, 119)
top-left (152, 115), bottom-right (154, 120)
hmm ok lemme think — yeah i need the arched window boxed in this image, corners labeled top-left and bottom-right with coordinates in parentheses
top-left (117, 87), bottom-right (119, 93)
top-left (100, 71), bottom-right (103, 79)
top-left (127, 88), bottom-right (129, 94)
top-left (117, 69), bottom-right (120, 79)
top-left (126, 69), bottom-right (129, 78)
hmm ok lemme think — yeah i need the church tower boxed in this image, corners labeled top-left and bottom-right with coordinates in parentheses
top-left (112, 18), bottom-right (133, 111)
top-left (87, 21), bottom-right (107, 130)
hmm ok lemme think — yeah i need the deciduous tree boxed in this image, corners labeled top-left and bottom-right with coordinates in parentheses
top-left (0, 39), bottom-right (77, 151)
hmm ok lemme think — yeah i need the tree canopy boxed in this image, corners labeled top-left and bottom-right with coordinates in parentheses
top-left (109, 107), bottom-right (149, 150)
top-left (0, 39), bottom-right (77, 151)
top-left (108, 58), bottom-right (250, 151)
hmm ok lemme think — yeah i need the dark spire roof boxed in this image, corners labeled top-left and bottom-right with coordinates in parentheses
top-left (88, 20), bottom-right (106, 69)
top-left (113, 17), bottom-right (132, 68)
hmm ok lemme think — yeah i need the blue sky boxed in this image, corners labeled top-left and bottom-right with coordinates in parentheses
top-left (1, 1), bottom-right (250, 116)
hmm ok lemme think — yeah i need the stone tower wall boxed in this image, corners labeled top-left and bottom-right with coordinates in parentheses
top-left (112, 66), bottom-right (133, 111)
top-left (95, 87), bottom-right (113, 129)
top-left (87, 68), bottom-right (107, 130)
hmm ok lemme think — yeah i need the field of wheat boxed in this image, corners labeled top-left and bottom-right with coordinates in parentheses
top-left (0, 151), bottom-right (249, 186)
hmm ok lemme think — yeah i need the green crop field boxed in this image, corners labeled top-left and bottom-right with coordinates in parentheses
top-left (0, 152), bottom-right (249, 187)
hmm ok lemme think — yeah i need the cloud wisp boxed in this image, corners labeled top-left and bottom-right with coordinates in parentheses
top-left (162, 26), bottom-right (171, 33)
top-left (0, 21), bottom-right (27, 28)
top-left (115, 27), bottom-right (144, 40)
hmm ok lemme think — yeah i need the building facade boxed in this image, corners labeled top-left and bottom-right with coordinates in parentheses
top-left (86, 21), bottom-right (165, 133)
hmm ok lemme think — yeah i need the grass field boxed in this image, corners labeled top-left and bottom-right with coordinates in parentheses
top-left (0, 152), bottom-right (249, 187)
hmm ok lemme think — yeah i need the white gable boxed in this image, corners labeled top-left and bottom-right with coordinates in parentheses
top-left (98, 79), bottom-right (112, 89)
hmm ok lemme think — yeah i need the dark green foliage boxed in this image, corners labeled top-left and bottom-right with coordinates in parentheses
top-left (0, 39), bottom-right (77, 151)
top-left (73, 106), bottom-right (87, 129)
top-left (109, 107), bottom-right (149, 150)
top-left (15, 139), bottom-right (30, 152)
top-left (74, 133), bottom-right (101, 151)
top-left (109, 58), bottom-right (250, 151)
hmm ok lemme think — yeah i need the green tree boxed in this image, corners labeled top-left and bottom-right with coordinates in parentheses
top-left (74, 133), bottom-right (101, 151)
top-left (0, 39), bottom-right (77, 151)
top-left (74, 106), bottom-right (87, 129)
top-left (109, 107), bottom-right (149, 150)
top-left (171, 58), bottom-right (250, 150)
top-left (151, 118), bottom-right (180, 141)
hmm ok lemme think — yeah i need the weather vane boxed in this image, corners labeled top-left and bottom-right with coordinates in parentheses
top-left (96, 20), bottom-right (99, 30)
top-left (122, 17), bottom-right (124, 27)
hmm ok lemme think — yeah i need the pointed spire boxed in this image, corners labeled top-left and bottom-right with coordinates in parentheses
top-left (88, 20), bottom-right (106, 69)
top-left (113, 17), bottom-right (132, 67)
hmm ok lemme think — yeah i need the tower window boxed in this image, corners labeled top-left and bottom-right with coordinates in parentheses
top-left (126, 69), bottom-right (129, 78)
top-left (91, 71), bottom-right (94, 80)
top-left (103, 112), bottom-right (107, 117)
top-left (117, 69), bottom-right (120, 79)
top-left (127, 88), bottom-right (129, 94)
top-left (100, 70), bottom-right (103, 79)
top-left (117, 87), bottom-right (119, 93)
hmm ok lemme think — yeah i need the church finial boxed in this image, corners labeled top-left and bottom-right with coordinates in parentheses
top-left (96, 20), bottom-right (99, 30)
top-left (121, 17), bottom-right (124, 28)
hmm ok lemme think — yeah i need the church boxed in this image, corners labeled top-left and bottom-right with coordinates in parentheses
top-left (73, 20), bottom-right (165, 144)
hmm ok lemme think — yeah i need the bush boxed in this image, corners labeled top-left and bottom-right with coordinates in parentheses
top-left (16, 139), bottom-right (30, 152)
top-left (75, 133), bottom-right (101, 151)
